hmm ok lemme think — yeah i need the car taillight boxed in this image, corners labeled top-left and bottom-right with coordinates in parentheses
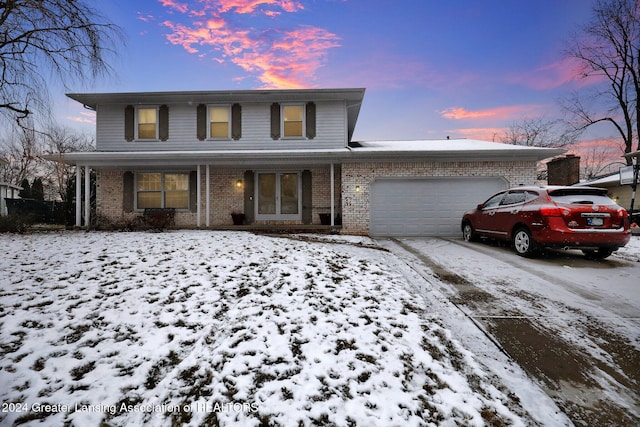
top-left (617, 208), bottom-right (628, 219)
top-left (540, 206), bottom-right (568, 217)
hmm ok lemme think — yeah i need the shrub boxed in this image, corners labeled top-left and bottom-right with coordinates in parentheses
top-left (0, 214), bottom-right (33, 233)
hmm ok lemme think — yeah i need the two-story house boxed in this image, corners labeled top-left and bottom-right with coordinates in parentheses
top-left (50, 88), bottom-right (563, 236)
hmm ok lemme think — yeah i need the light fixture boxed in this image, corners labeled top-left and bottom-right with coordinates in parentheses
top-left (355, 185), bottom-right (361, 192)
top-left (235, 179), bottom-right (243, 189)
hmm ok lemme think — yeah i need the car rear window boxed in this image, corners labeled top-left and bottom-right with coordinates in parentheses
top-left (549, 190), bottom-right (616, 206)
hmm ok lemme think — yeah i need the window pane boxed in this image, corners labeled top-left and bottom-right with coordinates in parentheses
top-left (209, 107), bottom-right (229, 138)
top-left (280, 173), bottom-right (298, 214)
top-left (258, 173), bottom-right (276, 215)
top-left (138, 108), bottom-right (157, 124)
top-left (165, 191), bottom-right (188, 209)
top-left (284, 121), bottom-right (303, 137)
top-left (137, 173), bottom-right (161, 191)
top-left (138, 124), bottom-right (157, 139)
top-left (165, 173), bottom-right (189, 191)
top-left (210, 107), bottom-right (229, 122)
top-left (283, 106), bottom-right (303, 137)
top-left (138, 108), bottom-right (157, 139)
top-left (210, 123), bottom-right (229, 138)
top-left (137, 192), bottom-right (161, 209)
top-left (283, 106), bottom-right (303, 121)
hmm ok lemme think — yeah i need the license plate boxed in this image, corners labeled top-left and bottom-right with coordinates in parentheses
top-left (587, 217), bottom-right (603, 226)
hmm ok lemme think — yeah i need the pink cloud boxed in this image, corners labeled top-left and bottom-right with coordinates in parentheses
top-left (452, 127), bottom-right (506, 141)
top-left (508, 57), bottom-right (603, 91)
top-left (158, 0), bottom-right (189, 13)
top-left (157, 2), bottom-right (339, 88)
top-left (66, 111), bottom-right (96, 125)
top-left (215, 0), bottom-right (303, 14)
top-left (440, 105), bottom-right (541, 121)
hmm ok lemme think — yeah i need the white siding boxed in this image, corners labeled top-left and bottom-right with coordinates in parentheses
top-left (96, 100), bottom-right (347, 151)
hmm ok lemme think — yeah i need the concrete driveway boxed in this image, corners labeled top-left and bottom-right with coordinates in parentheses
top-left (381, 236), bottom-right (640, 427)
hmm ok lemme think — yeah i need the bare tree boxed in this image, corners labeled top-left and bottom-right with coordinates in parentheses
top-left (0, 0), bottom-right (122, 126)
top-left (564, 0), bottom-right (640, 164)
top-left (499, 116), bottom-right (580, 148)
top-left (41, 124), bottom-right (94, 201)
top-left (0, 125), bottom-right (41, 185)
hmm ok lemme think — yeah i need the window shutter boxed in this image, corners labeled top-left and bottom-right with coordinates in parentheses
top-left (270, 103), bottom-right (280, 140)
top-left (301, 170), bottom-right (312, 224)
top-left (231, 103), bottom-right (242, 140)
top-left (197, 104), bottom-right (206, 141)
top-left (189, 171), bottom-right (197, 212)
top-left (306, 102), bottom-right (316, 139)
top-left (243, 170), bottom-right (254, 224)
top-left (159, 105), bottom-right (169, 141)
top-left (123, 171), bottom-right (134, 212)
top-left (124, 105), bottom-right (134, 141)
top-left (188, 171), bottom-right (198, 212)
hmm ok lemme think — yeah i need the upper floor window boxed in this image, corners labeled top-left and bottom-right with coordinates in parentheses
top-left (137, 108), bottom-right (158, 139)
top-left (283, 105), bottom-right (304, 138)
top-left (271, 102), bottom-right (315, 140)
top-left (125, 105), bottom-right (168, 141)
top-left (209, 106), bottom-right (230, 139)
top-left (197, 103), bottom-right (241, 141)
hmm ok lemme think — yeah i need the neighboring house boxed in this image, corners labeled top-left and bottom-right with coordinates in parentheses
top-left (0, 159), bottom-right (23, 217)
top-left (48, 88), bottom-right (562, 236)
top-left (581, 172), bottom-right (636, 212)
top-left (0, 183), bottom-right (22, 216)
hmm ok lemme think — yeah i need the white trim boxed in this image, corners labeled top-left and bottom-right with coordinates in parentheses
top-left (206, 165), bottom-right (210, 227)
top-left (75, 165), bottom-right (82, 226)
top-left (196, 165), bottom-right (201, 227)
top-left (84, 166), bottom-right (90, 226)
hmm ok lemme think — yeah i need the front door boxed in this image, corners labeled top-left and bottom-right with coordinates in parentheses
top-left (256, 172), bottom-right (301, 220)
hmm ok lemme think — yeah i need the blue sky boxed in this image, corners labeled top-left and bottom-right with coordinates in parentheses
top-left (59, 0), bottom-right (599, 142)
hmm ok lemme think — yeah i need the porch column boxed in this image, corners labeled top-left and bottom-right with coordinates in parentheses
top-left (330, 163), bottom-right (335, 226)
top-left (206, 165), bottom-right (211, 227)
top-left (75, 165), bottom-right (82, 227)
top-left (84, 165), bottom-right (91, 227)
top-left (196, 164), bottom-right (202, 227)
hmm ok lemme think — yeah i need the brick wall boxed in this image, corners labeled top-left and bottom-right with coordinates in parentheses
top-left (95, 166), bottom-right (340, 227)
top-left (341, 161), bottom-right (538, 235)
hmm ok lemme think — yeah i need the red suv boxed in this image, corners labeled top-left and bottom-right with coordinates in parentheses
top-left (461, 186), bottom-right (631, 259)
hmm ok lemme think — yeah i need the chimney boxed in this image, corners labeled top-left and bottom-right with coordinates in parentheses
top-left (547, 154), bottom-right (580, 186)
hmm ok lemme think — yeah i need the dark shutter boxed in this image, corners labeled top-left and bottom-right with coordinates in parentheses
top-left (189, 171), bottom-right (197, 212)
top-left (196, 104), bottom-right (207, 141)
top-left (124, 105), bottom-right (134, 141)
top-left (231, 103), bottom-right (242, 140)
top-left (306, 102), bottom-right (316, 139)
top-left (243, 170), bottom-right (254, 224)
top-left (270, 103), bottom-right (280, 140)
top-left (301, 170), bottom-right (312, 224)
top-left (123, 171), bottom-right (134, 212)
top-left (159, 105), bottom-right (169, 141)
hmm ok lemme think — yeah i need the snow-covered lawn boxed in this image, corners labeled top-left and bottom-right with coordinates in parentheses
top-left (1, 230), bottom-right (571, 426)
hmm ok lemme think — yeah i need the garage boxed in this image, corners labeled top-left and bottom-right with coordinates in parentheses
top-left (370, 177), bottom-right (507, 237)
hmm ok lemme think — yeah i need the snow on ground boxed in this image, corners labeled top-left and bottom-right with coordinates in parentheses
top-left (379, 235), bottom-right (640, 426)
top-left (0, 230), bottom-right (564, 427)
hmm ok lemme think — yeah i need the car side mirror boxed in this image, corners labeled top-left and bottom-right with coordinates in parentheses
top-left (477, 203), bottom-right (484, 210)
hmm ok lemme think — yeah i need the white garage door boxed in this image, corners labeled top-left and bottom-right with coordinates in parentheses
top-left (370, 177), bottom-right (507, 237)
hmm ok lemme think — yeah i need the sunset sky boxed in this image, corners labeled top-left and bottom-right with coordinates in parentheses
top-left (58, 0), bottom-right (618, 149)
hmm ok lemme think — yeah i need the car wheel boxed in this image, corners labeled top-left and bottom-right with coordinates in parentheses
top-left (513, 227), bottom-right (537, 257)
top-left (582, 248), bottom-right (613, 260)
top-left (462, 222), bottom-right (476, 242)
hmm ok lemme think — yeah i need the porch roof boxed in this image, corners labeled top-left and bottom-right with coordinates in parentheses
top-left (44, 139), bottom-right (564, 167)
